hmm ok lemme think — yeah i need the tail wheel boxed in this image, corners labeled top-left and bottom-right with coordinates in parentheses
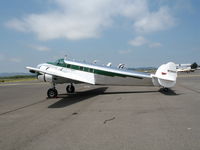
top-left (163, 88), bottom-right (169, 92)
top-left (47, 88), bottom-right (58, 98)
top-left (66, 85), bottom-right (75, 93)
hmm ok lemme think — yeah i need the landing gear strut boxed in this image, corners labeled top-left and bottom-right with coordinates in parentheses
top-left (47, 83), bottom-right (58, 98)
top-left (66, 83), bottom-right (75, 93)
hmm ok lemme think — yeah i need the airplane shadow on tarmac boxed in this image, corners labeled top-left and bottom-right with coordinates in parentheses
top-left (48, 87), bottom-right (108, 108)
top-left (48, 87), bottom-right (179, 108)
top-left (159, 88), bottom-right (179, 96)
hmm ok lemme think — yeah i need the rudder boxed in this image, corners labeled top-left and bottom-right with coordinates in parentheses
top-left (152, 62), bottom-right (177, 88)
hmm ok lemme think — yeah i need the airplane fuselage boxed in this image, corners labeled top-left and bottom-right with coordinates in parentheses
top-left (37, 62), bottom-right (153, 86)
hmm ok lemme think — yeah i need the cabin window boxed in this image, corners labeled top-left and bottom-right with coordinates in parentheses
top-left (84, 67), bottom-right (89, 72)
top-left (89, 68), bottom-right (94, 73)
top-left (67, 64), bottom-right (71, 68)
top-left (80, 66), bottom-right (83, 70)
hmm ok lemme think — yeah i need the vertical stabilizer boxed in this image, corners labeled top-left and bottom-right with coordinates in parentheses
top-left (152, 62), bottom-right (177, 88)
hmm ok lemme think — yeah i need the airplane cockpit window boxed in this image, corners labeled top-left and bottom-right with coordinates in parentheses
top-left (55, 60), bottom-right (60, 65)
top-left (55, 59), bottom-right (66, 67)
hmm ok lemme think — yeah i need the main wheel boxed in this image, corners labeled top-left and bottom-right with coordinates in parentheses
top-left (47, 88), bottom-right (58, 98)
top-left (66, 85), bottom-right (75, 93)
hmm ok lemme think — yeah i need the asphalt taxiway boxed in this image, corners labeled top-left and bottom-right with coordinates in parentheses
top-left (0, 71), bottom-right (200, 150)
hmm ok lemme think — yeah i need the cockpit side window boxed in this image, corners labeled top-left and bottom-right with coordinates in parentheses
top-left (57, 60), bottom-right (60, 65)
top-left (55, 59), bottom-right (66, 67)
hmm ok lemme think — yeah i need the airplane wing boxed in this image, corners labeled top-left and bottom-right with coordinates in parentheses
top-left (26, 66), bottom-right (95, 84)
top-left (26, 59), bottom-right (154, 85)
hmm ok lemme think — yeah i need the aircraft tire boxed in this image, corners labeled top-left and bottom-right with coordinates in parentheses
top-left (66, 85), bottom-right (75, 93)
top-left (47, 88), bottom-right (58, 98)
top-left (163, 88), bottom-right (169, 92)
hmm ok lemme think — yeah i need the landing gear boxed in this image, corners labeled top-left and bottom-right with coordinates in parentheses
top-left (162, 87), bottom-right (169, 92)
top-left (46, 83), bottom-right (75, 98)
top-left (47, 88), bottom-right (58, 98)
top-left (66, 84), bottom-right (75, 93)
top-left (47, 83), bottom-right (58, 98)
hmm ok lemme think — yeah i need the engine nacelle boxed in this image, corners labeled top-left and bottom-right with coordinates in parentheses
top-left (38, 74), bottom-right (53, 82)
top-left (37, 73), bottom-right (70, 84)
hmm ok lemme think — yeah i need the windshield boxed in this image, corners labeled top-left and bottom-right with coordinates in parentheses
top-left (48, 58), bottom-right (66, 67)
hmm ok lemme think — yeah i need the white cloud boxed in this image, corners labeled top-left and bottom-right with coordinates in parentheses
top-left (6, 19), bottom-right (29, 32)
top-left (129, 36), bottom-right (148, 46)
top-left (129, 36), bottom-right (162, 48)
top-left (28, 44), bottom-right (50, 51)
top-left (6, 0), bottom-right (176, 40)
top-left (134, 7), bottom-right (176, 33)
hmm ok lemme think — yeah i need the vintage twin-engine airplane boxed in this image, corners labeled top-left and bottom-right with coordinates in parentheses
top-left (26, 58), bottom-right (177, 98)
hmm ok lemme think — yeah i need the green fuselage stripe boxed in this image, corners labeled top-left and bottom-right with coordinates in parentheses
top-left (47, 60), bottom-right (143, 79)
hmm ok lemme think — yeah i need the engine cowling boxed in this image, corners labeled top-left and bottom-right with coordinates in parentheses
top-left (37, 73), bottom-right (70, 84)
top-left (38, 74), bottom-right (53, 82)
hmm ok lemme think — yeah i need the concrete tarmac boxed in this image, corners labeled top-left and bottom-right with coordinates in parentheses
top-left (0, 71), bottom-right (200, 150)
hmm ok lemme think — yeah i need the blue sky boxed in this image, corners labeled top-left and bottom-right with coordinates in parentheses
top-left (0, 0), bottom-right (200, 72)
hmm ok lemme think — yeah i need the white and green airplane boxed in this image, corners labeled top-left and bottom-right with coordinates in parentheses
top-left (26, 58), bottom-right (177, 98)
